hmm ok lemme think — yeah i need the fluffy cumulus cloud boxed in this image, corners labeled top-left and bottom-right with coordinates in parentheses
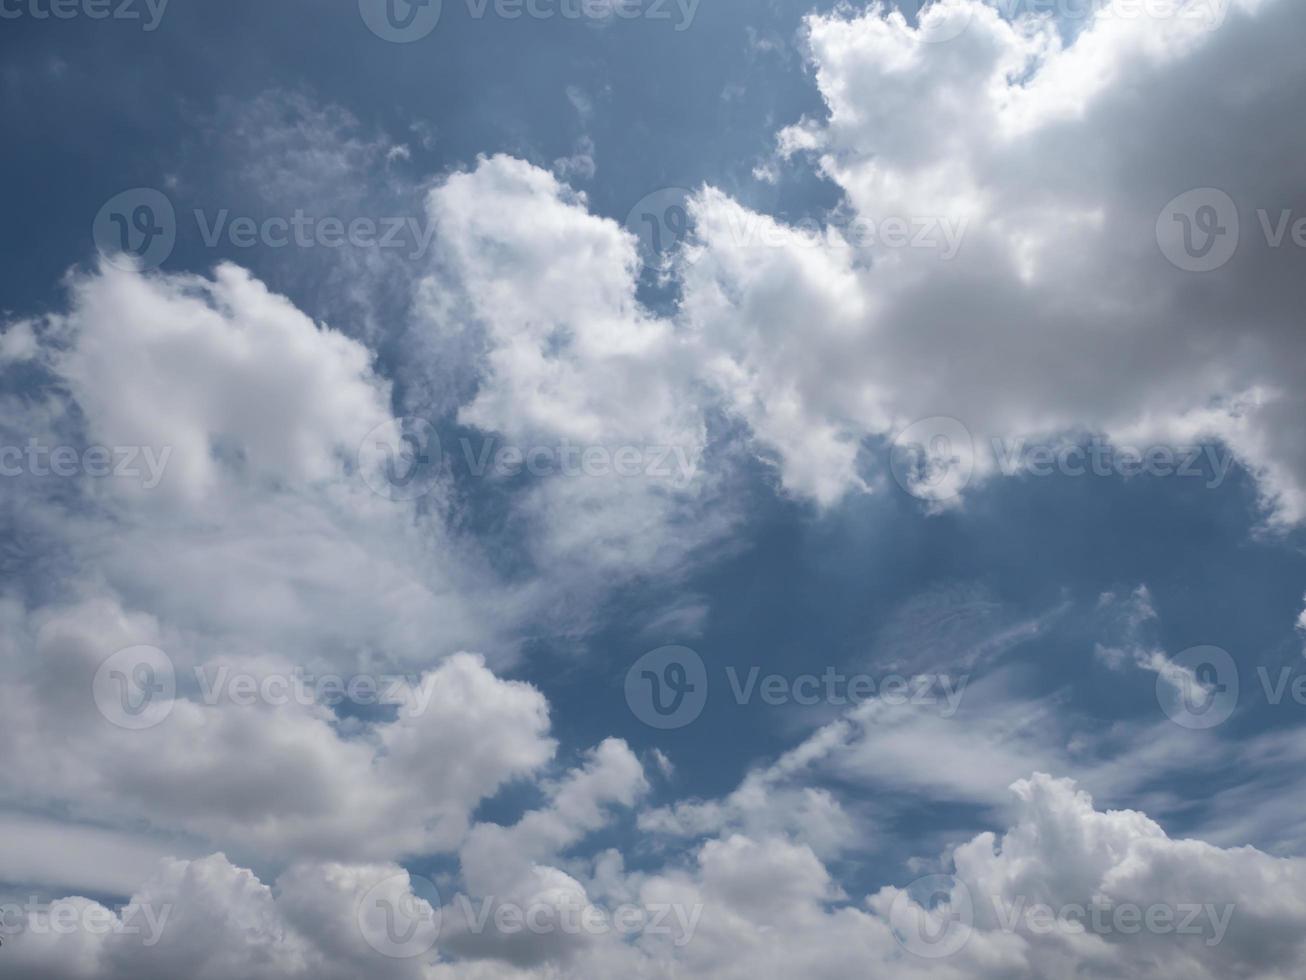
top-left (8, 0), bottom-right (1306, 977)
top-left (1, 595), bottom-right (555, 865)
top-left (387, 0), bottom-right (1306, 523)
top-left (13, 773), bottom-right (1306, 979)
top-left (681, 0), bottom-right (1306, 521)
top-left (411, 154), bottom-right (742, 615)
top-left (1, 259), bottom-right (524, 666)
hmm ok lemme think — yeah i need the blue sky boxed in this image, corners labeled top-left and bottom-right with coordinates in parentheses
top-left (4, 1), bottom-right (1306, 977)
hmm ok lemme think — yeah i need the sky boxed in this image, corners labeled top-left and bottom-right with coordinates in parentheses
top-left (3, 0), bottom-right (1306, 977)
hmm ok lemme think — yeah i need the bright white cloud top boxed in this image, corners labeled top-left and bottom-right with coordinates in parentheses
top-left (3, 0), bottom-right (1306, 977)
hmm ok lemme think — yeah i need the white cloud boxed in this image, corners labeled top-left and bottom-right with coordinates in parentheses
top-left (676, 0), bottom-right (1306, 523)
top-left (7, 2), bottom-right (1306, 976)
top-left (412, 154), bottom-right (744, 619)
top-left (0, 595), bottom-right (555, 867)
top-left (50, 260), bottom-right (390, 503)
top-left (1, 260), bottom-right (524, 666)
top-left (17, 774), bottom-right (1306, 978)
